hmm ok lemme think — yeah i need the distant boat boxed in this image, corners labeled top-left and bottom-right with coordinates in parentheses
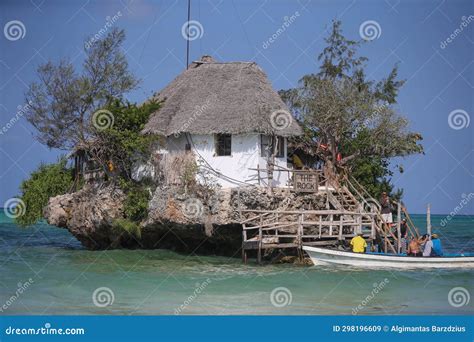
top-left (303, 246), bottom-right (474, 269)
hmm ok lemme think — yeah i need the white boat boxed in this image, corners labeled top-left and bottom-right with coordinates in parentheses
top-left (303, 246), bottom-right (474, 269)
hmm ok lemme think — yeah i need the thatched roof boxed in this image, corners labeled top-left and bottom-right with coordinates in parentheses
top-left (142, 56), bottom-right (302, 137)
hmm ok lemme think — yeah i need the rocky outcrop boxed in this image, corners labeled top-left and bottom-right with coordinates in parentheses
top-left (44, 185), bottom-right (125, 250)
top-left (44, 183), bottom-right (328, 256)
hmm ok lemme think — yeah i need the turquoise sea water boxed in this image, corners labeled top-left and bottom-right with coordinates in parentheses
top-left (0, 213), bottom-right (472, 315)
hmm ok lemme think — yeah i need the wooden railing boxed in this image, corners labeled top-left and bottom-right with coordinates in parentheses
top-left (240, 167), bottom-right (422, 259)
top-left (341, 173), bottom-right (420, 252)
top-left (241, 209), bottom-right (378, 263)
top-left (248, 164), bottom-right (327, 190)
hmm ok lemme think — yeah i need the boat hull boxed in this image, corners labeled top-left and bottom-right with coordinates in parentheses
top-left (303, 246), bottom-right (474, 269)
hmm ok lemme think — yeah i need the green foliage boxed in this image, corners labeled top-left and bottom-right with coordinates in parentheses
top-left (94, 99), bottom-right (161, 180)
top-left (181, 158), bottom-right (198, 192)
top-left (112, 218), bottom-right (141, 239)
top-left (317, 20), bottom-right (367, 80)
top-left (119, 180), bottom-right (151, 222)
top-left (16, 158), bottom-right (74, 226)
top-left (281, 20), bottom-right (424, 199)
top-left (25, 28), bottom-right (138, 150)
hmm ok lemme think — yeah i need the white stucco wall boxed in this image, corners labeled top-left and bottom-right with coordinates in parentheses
top-left (163, 133), bottom-right (290, 188)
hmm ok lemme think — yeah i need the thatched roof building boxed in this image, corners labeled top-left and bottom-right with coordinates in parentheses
top-left (142, 55), bottom-right (302, 137)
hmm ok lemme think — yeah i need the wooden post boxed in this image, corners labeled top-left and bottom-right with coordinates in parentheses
top-left (275, 212), bottom-right (279, 236)
top-left (242, 229), bottom-right (247, 263)
top-left (427, 203), bottom-right (431, 236)
top-left (298, 213), bottom-right (303, 261)
top-left (257, 215), bottom-right (263, 264)
top-left (257, 165), bottom-right (261, 186)
top-left (371, 217), bottom-right (375, 240)
top-left (370, 203), bottom-right (376, 239)
top-left (396, 202), bottom-right (401, 254)
top-left (288, 169), bottom-right (291, 190)
top-left (318, 215), bottom-right (322, 239)
top-left (357, 204), bottom-right (362, 235)
top-left (338, 216), bottom-right (343, 240)
top-left (237, 188), bottom-right (242, 222)
top-left (329, 214), bottom-right (333, 236)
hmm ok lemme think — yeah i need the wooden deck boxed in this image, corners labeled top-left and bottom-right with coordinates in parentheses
top-left (239, 167), bottom-right (422, 264)
top-left (240, 209), bottom-right (378, 263)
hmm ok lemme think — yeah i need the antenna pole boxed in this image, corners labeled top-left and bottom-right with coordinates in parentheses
top-left (186, 0), bottom-right (191, 69)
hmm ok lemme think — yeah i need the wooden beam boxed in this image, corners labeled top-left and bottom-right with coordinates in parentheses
top-left (397, 202), bottom-right (401, 254)
top-left (427, 203), bottom-right (432, 236)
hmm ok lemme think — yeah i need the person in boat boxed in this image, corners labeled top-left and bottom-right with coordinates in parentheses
top-left (419, 233), bottom-right (429, 250)
top-left (380, 192), bottom-right (393, 227)
top-left (407, 235), bottom-right (427, 257)
top-left (423, 234), bottom-right (444, 257)
top-left (350, 233), bottom-right (367, 253)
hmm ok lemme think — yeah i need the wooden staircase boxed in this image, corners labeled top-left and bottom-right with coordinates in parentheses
top-left (239, 169), bottom-right (421, 263)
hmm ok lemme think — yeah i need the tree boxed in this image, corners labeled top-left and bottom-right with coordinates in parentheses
top-left (93, 99), bottom-right (161, 180)
top-left (16, 158), bottom-right (74, 226)
top-left (25, 28), bottom-right (138, 150)
top-left (281, 20), bottom-right (423, 197)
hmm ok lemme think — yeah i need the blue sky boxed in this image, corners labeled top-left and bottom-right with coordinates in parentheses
top-left (0, 0), bottom-right (472, 215)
